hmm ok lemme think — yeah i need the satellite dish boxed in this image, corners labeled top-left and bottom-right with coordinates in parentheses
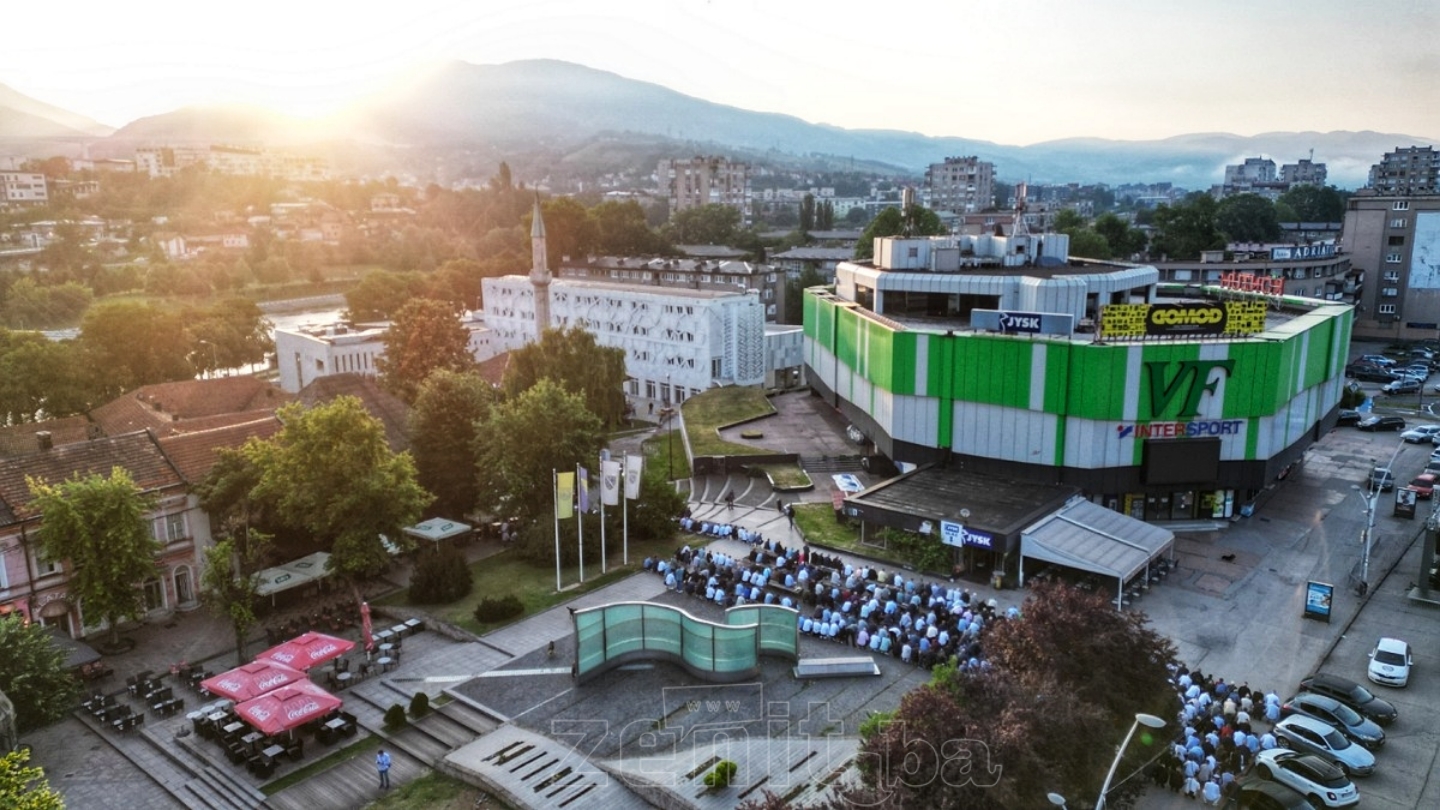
top-left (960, 509), bottom-right (971, 519)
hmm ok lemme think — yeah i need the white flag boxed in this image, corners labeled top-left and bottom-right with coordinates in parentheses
top-left (601, 460), bottom-right (621, 506)
top-left (624, 454), bottom-right (643, 500)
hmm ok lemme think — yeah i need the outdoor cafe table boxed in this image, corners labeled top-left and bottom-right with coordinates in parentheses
top-left (403, 618), bottom-right (422, 634)
top-left (241, 731), bottom-right (263, 751)
top-left (377, 643), bottom-right (394, 656)
top-left (335, 671), bottom-right (353, 688)
top-left (323, 717), bottom-right (346, 732)
top-left (390, 624), bottom-right (407, 637)
top-left (223, 721), bottom-right (245, 736)
top-left (375, 629), bottom-right (395, 644)
top-left (377, 656), bottom-right (395, 672)
top-left (261, 744), bottom-right (286, 764)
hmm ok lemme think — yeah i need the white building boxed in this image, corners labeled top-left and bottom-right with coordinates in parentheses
top-left (272, 312), bottom-right (500, 394)
top-left (482, 275), bottom-right (769, 402)
top-left (274, 323), bottom-right (389, 394)
top-left (0, 171), bottom-right (48, 206)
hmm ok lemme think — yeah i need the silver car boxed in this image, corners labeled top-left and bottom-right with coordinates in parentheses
top-left (1273, 714), bottom-right (1376, 777)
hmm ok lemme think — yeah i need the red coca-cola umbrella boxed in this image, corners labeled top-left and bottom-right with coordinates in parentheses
top-left (200, 660), bottom-right (306, 702)
top-left (234, 681), bottom-right (342, 736)
top-left (255, 631), bottom-right (356, 671)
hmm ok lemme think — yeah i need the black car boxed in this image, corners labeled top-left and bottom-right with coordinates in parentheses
top-left (1281, 692), bottom-right (1386, 750)
top-left (1352, 368), bottom-right (1399, 383)
top-left (1220, 774), bottom-right (1317, 810)
top-left (1357, 415), bottom-right (1406, 432)
top-left (1298, 673), bottom-right (1398, 726)
top-left (1335, 409), bottom-right (1362, 426)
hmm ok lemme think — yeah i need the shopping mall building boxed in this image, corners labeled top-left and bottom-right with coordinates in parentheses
top-left (804, 234), bottom-right (1353, 529)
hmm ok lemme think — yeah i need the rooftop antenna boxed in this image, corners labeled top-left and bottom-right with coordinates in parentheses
top-left (900, 187), bottom-right (916, 236)
top-left (1012, 182), bottom-right (1032, 238)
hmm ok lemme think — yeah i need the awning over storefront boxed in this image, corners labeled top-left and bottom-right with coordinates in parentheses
top-left (47, 627), bottom-right (100, 670)
top-left (1020, 497), bottom-right (1175, 587)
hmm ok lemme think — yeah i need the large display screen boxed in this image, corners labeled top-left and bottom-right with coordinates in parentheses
top-left (1144, 438), bottom-right (1221, 484)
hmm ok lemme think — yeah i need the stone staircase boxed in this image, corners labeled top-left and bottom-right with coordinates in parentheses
top-left (73, 707), bottom-right (265, 810)
top-left (799, 455), bottom-right (865, 474)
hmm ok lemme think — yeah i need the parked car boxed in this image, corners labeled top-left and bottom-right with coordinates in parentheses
top-left (1359, 354), bottom-right (1396, 367)
top-left (1335, 409), bottom-right (1363, 427)
top-left (1381, 379), bottom-right (1420, 395)
top-left (1271, 715), bottom-right (1376, 777)
top-left (1254, 750), bottom-right (1359, 808)
top-left (1280, 693), bottom-right (1385, 751)
top-left (1357, 415), bottom-right (1405, 432)
top-left (1353, 368), bottom-right (1400, 383)
top-left (1400, 363), bottom-right (1432, 379)
top-left (1367, 637), bottom-right (1413, 687)
top-left (1220, 774), bottom-right (1323, 810)
top-left (1400, 424), bottom-right (1440, 443)
top-left (1407, 474), bottom-right (1437, 498)
top-left (1366, 467), bottom-right (1394, 492)
top-left (1297, 673), bottom-right (1398, 725)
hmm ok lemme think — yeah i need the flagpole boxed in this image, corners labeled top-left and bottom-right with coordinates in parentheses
top-left (623, 478), bottom-right (629, 566)
top-left (577, 463), bottom-right (585, 584)
top-left (552, 468), bottom-right (561, 591)
top-left (600, 456), bottom-right (608, 575)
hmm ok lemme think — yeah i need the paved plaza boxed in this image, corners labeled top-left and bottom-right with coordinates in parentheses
top-left (20, 383), bottom-right (1440, 809)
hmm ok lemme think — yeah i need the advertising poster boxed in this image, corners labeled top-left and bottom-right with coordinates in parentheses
top-left (1303, 581), bottom-right (1334, 622)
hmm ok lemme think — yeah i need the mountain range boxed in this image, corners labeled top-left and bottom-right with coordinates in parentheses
top-left (2, 59), bottom-right (1434, 189)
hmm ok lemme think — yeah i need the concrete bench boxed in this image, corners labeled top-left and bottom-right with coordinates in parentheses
top-left (793, 656), bottom-right (881, 679)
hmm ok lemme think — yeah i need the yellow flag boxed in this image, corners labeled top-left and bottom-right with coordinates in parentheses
top-left (556, 471), bottom-right (575, 519)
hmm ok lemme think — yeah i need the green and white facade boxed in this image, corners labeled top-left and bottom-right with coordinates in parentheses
top-left (805, 244), bottom-right (1354, 522)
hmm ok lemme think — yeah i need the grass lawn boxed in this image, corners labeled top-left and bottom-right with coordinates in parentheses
top-left (758, 463), bottom-right (812, 489)
top-left (361, 771), bottom-right (499, 810)
top-left (682, 387), bottom-right (777, 457)
top-left (389, 534), bottom-right (684, 635)
top-left (791, 503), bottom-right (911, 569)
top-left (262, 735), bottom-right (382, 796)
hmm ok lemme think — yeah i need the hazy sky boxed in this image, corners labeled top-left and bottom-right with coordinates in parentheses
top-left (4, 0), bottom-right (1437, 144)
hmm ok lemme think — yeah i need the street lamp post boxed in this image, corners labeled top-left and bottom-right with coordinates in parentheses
top-left (1046, 793), bottom-right (1068, 809)
top-left (1096, 713), bottom-right (1165, 810)
top-left (666, 373), bottom-right (673, 481)
top-left (197, 339), bottom-right (218, 379)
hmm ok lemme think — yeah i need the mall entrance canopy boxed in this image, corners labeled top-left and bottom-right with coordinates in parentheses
top-left (1019, 497), bottom-right (1175, 601)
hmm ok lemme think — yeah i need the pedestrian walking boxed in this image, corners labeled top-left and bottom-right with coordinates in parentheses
top-left (777, 498), bottom-right (785, 514)
top-left (376, 748), bottom-right (392, 789)
top-left (725, 491), bottom-right (735, 510)
top-left (785, 503), bottom-right (795, 528)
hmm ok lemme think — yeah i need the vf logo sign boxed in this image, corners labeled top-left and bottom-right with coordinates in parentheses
top-left (1144, 360), bottom-right (1235, 419)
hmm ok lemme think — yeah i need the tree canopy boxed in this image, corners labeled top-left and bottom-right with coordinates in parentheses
top-left (0, 615), bottom-right (80, 734)
top-left (854, 205), bottom-right (948, 259)
top-left (0, 747), bottom-right (66, 810)
top-left (851, 581), bottom-right (1175, 809)
top-left (377, 298), bottom-right (477, 404)
top-left (410, 370), bottom-right (497, 517)
top-left (78, 301), bottom-right (194, 402)
top-left (245, 398), bottom-right (431, 581)
top-left (665, 204), bottom-right (742, 245)
top-left (1216, 193), bottom-right (1282, 243)
top-left (1148, 193), bottom-right (1226, 260)
top-left (28, 468), bottom-right (159, 645)
top-left (502, 326), bottom-right (628, 429)
top-left (1277, 184), bottom-right (1347, 223)
top-left (475, 378), bottom-right (605, 523)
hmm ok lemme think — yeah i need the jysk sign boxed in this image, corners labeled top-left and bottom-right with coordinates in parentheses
top-left (1100, 301), bottom-right (1267, 339)
top-left (971, 309), bottom-right (1074, 336)
top-left (940, 520), bottom-right (994, 550)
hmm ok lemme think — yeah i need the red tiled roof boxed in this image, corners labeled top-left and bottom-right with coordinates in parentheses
top-left (89, 378), bottom-right (292, 438)
top-left (296, 374), bottom-right (411, 452)
top-left (475, 352), bottom-right (510, 388)
top-left (158, 416), bottom-right (283, 484)
top-left (0, 416), bottom-right (98, 458)
top-left (0, 430), bottom-right (187, 523)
